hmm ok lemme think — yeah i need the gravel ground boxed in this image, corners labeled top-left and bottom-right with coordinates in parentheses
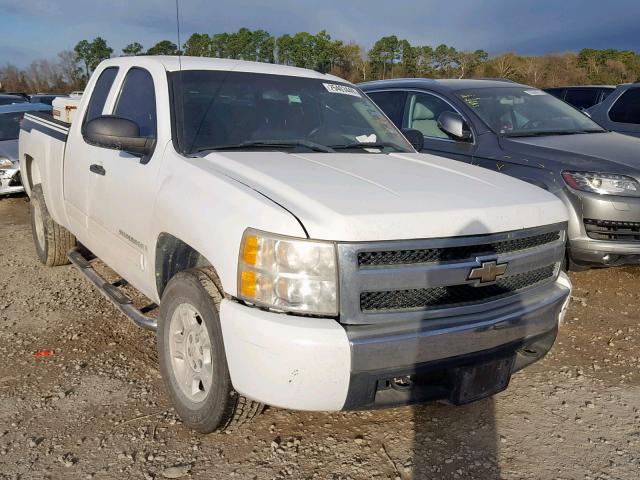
top-left (0, 195), bottom-right (639, 480)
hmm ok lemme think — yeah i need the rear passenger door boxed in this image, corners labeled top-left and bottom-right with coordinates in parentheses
top-left (402, 91), bottom-right (476, 162)
top-left (63, 66), bottom-right (119, 241)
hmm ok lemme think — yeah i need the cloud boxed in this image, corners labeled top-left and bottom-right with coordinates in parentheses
top-left (0, 0), bottom-right (639, 67)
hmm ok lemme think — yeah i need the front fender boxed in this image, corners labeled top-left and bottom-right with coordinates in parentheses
top-left (150, 151), bottom-right (306, 300)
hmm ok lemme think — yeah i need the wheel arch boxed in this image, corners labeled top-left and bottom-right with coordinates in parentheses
top-left (155, 232), bottom-right (221, 299)
top-left (22, 154), bottom-right (41, 197)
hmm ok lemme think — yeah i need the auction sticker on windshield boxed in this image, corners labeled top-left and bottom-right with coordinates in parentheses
top-left (323, 83), bottom-right (361, 97)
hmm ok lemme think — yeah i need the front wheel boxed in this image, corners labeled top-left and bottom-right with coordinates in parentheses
top-left (157, 267), bottom-right (263, 433)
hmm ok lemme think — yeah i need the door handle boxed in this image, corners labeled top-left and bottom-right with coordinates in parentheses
top-left (89, 164), bottom-right (106, 176)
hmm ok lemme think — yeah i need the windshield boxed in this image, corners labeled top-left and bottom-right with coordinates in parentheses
top-left (170, 70), bottom-right (413, 154)
top-left (456, 87), bottom-right (605, 137)
top-left (0, 112), bottom-right (22, 141)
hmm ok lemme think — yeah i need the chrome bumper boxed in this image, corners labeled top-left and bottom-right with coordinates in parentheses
top-left (342, 273), bottom-right (571, 409)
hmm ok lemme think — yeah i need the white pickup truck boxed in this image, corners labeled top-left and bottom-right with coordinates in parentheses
top-left (20, 56), bottom-right (571, 433)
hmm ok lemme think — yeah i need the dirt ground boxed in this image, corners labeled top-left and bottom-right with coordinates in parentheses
top-left (0, 195), bottom-right (638, 480)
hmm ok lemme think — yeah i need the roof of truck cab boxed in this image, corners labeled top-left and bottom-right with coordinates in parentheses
top-left (359, 78), bottom-right (530, 92)
top-left (99, 56), bottom-right (347, 83)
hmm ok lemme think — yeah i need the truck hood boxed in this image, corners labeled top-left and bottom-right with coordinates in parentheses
top-left (500, 131), bottom-right (640, 174)
top-left (202, 151), bottom-right (567, 241)
top-left (0, 140), bottom-right (18, 164)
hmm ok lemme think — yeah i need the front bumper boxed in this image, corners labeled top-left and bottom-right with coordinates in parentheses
top-left (219, 273), bottom-right (571, 411)
top-left (0, 168), bottom-right (24, 195)
top-left (569, 238), bottom-right (640, 266)
top-left (563, 189), bottom-right (640, 266)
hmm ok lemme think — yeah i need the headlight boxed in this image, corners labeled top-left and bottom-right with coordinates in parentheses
top-left (562, 171), bottom-right (640, 197)
top-left (237, 229), bottom-right (338, 316)
top-left (0, 157), bottom-right (14, 169)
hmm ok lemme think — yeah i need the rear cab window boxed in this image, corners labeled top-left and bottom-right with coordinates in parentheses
top-left (83, 67), bottom-right (119, 126)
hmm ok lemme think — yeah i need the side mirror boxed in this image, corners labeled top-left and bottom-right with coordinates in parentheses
top-left (437, 111), bottom-right (472, 141)
top-left (83, 116), bottom-right (155, 156)
top-left (401, 128), bottom-right (425, 151)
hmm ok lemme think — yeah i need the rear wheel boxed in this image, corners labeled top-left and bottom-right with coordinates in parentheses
top-left (30, 184), bottom-right (76, 266)
top-left (157, 267), bottom-right (263, 433)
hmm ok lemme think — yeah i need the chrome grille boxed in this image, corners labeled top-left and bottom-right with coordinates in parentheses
top-left (357, 231), bottom-right (560, 266)
top-left (360, 264), bottom-right (556, 312)
top-left (337, 223), bottom-right (566, 325)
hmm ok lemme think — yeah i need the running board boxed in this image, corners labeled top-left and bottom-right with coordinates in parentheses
top-left (68, 248), bottom-right (157, 331)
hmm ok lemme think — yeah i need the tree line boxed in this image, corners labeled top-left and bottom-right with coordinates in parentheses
top-left (2, 28), bottom-right (640, 94)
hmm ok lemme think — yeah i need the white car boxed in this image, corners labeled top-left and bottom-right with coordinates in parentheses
top-left (19, 56), bottom-right (571, 433)
top-left (0, 102), bottom-right (51, 195)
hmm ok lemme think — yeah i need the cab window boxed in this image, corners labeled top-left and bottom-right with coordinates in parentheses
top-left (83, 67), bottom-right (119, 125)
top-left (113, 68), bottom-right (157, 137)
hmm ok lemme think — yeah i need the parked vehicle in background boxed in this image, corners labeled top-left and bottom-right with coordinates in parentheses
top-left (545, 85), bottom-right (615, 110)
top-left (4, 92), bottom-right (30, 101)
top-left (361, 78), bottom-right (640, 269)
top-left (0, 94), bottom-right (28, 106)
top-left (587, 83), bottom-right (640, 138)
top-left (19, 56), bottom-right (572, 433)
top-left (0, 102), bottom-right (51, 195)
top-left (30, 94), bottom-right (68, 106)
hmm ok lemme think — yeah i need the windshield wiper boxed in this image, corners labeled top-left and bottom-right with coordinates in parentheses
top-left (504, 129), bottom-right (605, 138)
top-left (330, 142), bottom-right (403, 152)
top-left (195, 139), bottom-right (334, 153)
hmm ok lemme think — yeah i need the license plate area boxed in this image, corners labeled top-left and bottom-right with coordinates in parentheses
top-left (448, 356), bottom-right (514, 405)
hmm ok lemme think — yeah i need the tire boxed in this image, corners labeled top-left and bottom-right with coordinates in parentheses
top-left (157, 267), bottom-right (263, 433)
top-left (30, 184), bottom-right (76, 266)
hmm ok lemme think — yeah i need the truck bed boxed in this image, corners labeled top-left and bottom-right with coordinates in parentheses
top-left (19, 110), bottom-right (71, 227)
top-left (22, 111), bottom-right (70, 142)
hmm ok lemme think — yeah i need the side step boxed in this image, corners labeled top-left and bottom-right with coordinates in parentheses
top-left (68, 248), bottom-right (158, 331)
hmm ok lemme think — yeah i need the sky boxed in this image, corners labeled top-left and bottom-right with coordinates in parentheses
top-left (1, 0), bottom-right (640, 67)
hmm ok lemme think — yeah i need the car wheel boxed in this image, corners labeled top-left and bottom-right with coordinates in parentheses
top-left (30, 184), bottom-right (76, 266)
top-left (157, 266), bottom-right (263, 433)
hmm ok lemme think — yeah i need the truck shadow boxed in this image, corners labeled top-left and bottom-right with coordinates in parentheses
top-left (406, 219), bottom-right (533, 479)
top-left (411, 397), bottom-right (501, 479)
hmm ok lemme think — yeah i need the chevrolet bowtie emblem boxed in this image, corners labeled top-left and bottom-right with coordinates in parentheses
top-left (467, 260), bottom-right (508, 285)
